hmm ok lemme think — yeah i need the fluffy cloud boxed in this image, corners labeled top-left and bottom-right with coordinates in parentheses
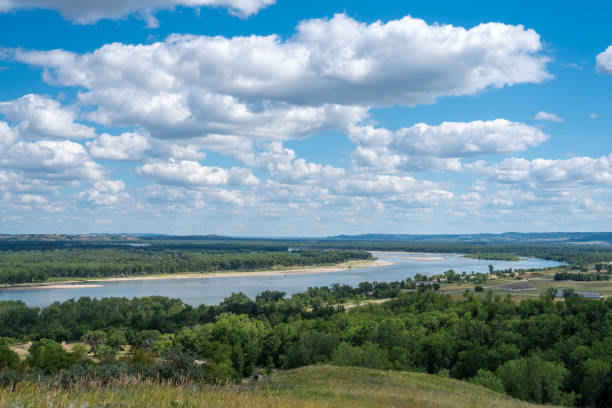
top-left (79, 180), bottom-right (128, 205)
top-left (0, 134), bottom-right (131, 208)
top-left (0, 0), bottom-right (275, 26)
top-left (596, 45), bottom-right (612, 74)
top-left (8, 14), bottom-right (549, 141)
top-left (349, 119), bottom-right (548, 172)
top-left (337, 174), bottom-right (450, 198)
top-left (0, 169), bottom-right (60, 196)
top-left (87, 132), bottom-right (151, 161)
top-left (534, 111), bottom-right (563, 122)
top-left (477, 154), bottom-right (612, 187)
top-left (136, 160), bottom-right (259, 186)
top-left (0, 99), bottom-right (138, 209)
top-left (142, 184), bottom-right (251, 207)
top-left (197, 135), bottom-right (251, 154)
top-left (0, 121), bottom-right (17, 147)
top-left (87, 131), bottom-right (215, 161)
top-left (239, 142), bottom-right (345, 185)
top-left (1, 140), bottom-right (104, 181)
top-left (0, 94), bottom-right (96, 139)
top-left (255, 172), bottom-right (455, 214)
top-left (153, 141), bottom-right (207, 161)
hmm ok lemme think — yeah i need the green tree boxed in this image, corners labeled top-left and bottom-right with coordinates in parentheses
top-left (496, 357), bottom-right (572, 405)
top-left (27, 339), bottom-right (78, 374)
top-left (193, 313), bottom-right (266, 378)
top-left (106, 329), bottom-right (128, 350)
top-left (96, 345), bottom-right (118, 363)
top-left (580, 358), bottom-right (611, 407)
top-left (81, 330), bottom-right (107, 354)
top-left (0, 345), bottom-right (19, 370)
top-left (332, 342), bottom-right (363, 367)
top-left (70, 343), bottom-right (90, 362)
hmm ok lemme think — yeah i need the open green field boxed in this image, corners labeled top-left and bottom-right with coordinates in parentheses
top-left (0, 365), bottom-right (552, 408)
top-left (486, 278), bottom-right (612, 300)
top-left (439, 268), bottom-right (612, 301)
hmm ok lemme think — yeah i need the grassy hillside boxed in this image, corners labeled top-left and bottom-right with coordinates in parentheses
top-left (1, 365), bottom-right (553, 408)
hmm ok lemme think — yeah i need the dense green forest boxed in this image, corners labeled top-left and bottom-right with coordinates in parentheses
top-left (1, 286), bottom-right (611, 407)
top-left (312, 242), bottom-right (612, 267)
top-left (554, 272), bottom-right (611, 281)
top-left (2, 238), bottom-right (611, 264)
top-left (0, 249), bottom-right (372, 284)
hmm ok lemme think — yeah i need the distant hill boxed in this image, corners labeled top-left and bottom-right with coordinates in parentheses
top-left (325, 232), bottom-right (612, 245)
top-left (1, 232), bottom-right (610, 246)
top-left (0, 365), bottom-right (553, 408)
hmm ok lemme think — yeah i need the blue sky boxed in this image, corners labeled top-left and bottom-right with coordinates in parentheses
top-left (0, 0), bottom-right (610, 236)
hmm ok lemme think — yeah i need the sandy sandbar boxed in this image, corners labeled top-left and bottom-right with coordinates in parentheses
top-left (372, 251), bottom-right (444, 261)
top-left (0, 259), bottom-right (393, 291)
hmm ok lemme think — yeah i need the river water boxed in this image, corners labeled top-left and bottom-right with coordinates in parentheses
top-left (0, 252), bottom-right (563, 308)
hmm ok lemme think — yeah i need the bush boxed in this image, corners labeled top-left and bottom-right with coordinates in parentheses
top-left (0, 345), bottom-right (19, 370)
top-left (97, 345), bottom-right (118, 363)
top-left (470, 369), bottom-right (504, 393)
top-left (27, 339), bottom-right (79, 374)
top-left (81, 330), bottom-right (107, 354)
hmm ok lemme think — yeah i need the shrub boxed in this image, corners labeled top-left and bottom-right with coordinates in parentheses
top-left (470, 369), bottom-right (504, 393)
top-left (0, 345), bottom-right (19, 370)
top-left (27, 339), bottom-right (79, 374)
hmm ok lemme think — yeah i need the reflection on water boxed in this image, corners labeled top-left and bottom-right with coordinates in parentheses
top-left (0, 252), bottom-right (564, 308)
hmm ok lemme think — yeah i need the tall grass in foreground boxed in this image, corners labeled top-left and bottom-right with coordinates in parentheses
top-left (0, 365), bottom-right (555, 408)
top-left (1, 379), bottom-right (302, 408)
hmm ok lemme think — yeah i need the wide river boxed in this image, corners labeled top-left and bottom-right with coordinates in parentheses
top-left (0, 252), bottom-right (563, 308)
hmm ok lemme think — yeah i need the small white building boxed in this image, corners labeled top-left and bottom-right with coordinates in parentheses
top-left (556, 291), bottom-right (603, 299)
top-left (415, 281), bottom-right (437, 286)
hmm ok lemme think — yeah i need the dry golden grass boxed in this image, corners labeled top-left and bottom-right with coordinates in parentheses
top-left (0, 365), bottom-right (554, 408)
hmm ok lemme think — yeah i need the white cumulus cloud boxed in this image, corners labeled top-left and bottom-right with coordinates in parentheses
top-left (349, 119), bottom-right (548, 172)
top-left (596, 45), bottom-right (612, 74)
top-left (137, 160), bottom-right (259, 186)
top-left (534, 111), bottom-right (563, 122)
top-left (0, 0), bottom-right (275, 27)
top-left (79, 179), bottom-right (128, 205)
top-left (0, 121), bottom-right (17, 147)
top-left (87, 132), bottom-right (152, 161)
top-left (478, 154), bottom-right (612, 187)
top-left (7, 14), bottom-right (549, 142)
top-left (0, 94), bottom-right (96, 140)
top-left (239, 142), bottom-right (345, 185)
top-left (1, 140), bottom-right (104, 181)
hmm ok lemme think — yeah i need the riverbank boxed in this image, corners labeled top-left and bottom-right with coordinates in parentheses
top-left (0, 259), bottom-right (393, 291)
